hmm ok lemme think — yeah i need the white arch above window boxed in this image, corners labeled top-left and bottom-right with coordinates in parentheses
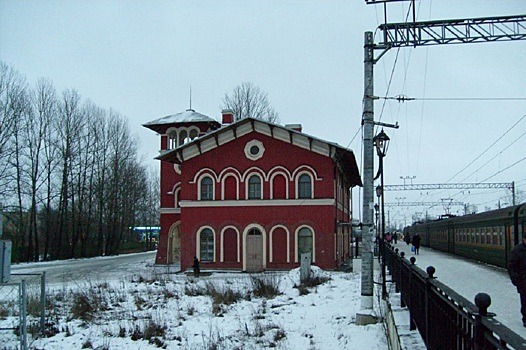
top-left (242, 223), bottom-right (267, 271)
top-left (296, 172), bottom-right (314, 199)
top-left (191, 168), bottom-right (219, 184)
top-left (269, 171), bottom-right (290, 200)
top-left (196, 226), bottom-right (216, 262)
top-left (245, 173), bottom-right (264, 200)
top-left (294, 225), bottom-right (316, 263)
top-left (269, 225), bottom-right (290, 263)
top-left (166, 127), bottom-right (178, 149)
top-left (198, 175), bottom-right (214, 200)
top-left (220, 226), bottom-right (241, 262)
top-left (221, 173), bottom-right (240, 200)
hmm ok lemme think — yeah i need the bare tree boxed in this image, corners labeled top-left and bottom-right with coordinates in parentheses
top-left (222, 82), bottom-right (279, 123)
top-left (54, 89), bottom-right (84, 259)
top-left (0, 62), bottom-right (28, 199)
top-left (1, 62), bottom-right (161, 261)
top-left (23, 78), bottom-right (56, 260)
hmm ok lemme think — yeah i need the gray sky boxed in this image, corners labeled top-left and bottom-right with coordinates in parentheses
top-left (1, 0), bottom-right (525, 225)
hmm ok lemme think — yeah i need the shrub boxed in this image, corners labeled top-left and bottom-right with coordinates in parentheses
top-left (71, 291), bottom-right (99, 321)
top-left (143, 319), bottom-right (167, 340)
top-left (206, 282), bottom-right (244, 306)
top-left (184, 283), bottom-right (207, 297)
top-left (294, 274), bottom-right (330, 295)
top-left (250, 275), bottom-right (281, 299)
top-left (119, 325), bottom-right (126, 337)
top-left (274, 328), bottom-right (286, 342)
top-left (26, 292), bottom-right (42, 317)
top-left (131, 325), bottom-right (143, 341)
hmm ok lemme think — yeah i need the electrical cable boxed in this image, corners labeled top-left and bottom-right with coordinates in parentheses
top-left (445, 113), bottom-right (526, 183)
top-left (459, 131), bottom-right (526, 183)
top-left (480, 156), bottom-right (526, 183)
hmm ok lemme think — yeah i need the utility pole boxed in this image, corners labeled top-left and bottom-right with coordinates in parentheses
top-left (356, 31), bottom-right (377, 325)
top-left (358, 1), bottom-right (526, 325)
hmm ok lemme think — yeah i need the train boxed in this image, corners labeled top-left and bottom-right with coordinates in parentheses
top-left (403, 203), bottom-right (526, 268)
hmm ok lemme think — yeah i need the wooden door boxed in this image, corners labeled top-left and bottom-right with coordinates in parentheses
top-left (246, 229), bottom-right (263, 272)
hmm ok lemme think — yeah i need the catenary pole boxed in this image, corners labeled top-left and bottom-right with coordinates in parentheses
top-left (356, 31), bottom-right (376, 325)
top-left (359, 3), bottom-right (525, 325)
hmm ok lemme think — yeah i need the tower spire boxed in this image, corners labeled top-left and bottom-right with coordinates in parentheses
top-left (188, 86), bottom-right (194, 111)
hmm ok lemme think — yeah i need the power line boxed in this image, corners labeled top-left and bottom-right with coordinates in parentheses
top-left (481, 156), bottom-right (526, 183)
top-left (446, 113), bottom-right (526, 183)
top-left (372, 95), bottom-right (526, 102)
top-left (459, 130), bottom-right (526, 183)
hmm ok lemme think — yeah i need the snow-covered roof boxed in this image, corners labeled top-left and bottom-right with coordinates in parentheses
top-left (143, 109), bottom-right (217, 127)
top-left (157, 117), bottom-right (362, 187)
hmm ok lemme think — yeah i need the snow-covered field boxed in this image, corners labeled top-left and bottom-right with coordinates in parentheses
top-left (3, 256), bottom-right (389, 349)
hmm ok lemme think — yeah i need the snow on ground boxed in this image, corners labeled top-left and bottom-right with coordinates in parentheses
top-left (3, 257), bottom-right (389, 349)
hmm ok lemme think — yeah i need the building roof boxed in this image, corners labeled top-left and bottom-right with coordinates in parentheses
top-left (157, 117), bottom-right (362, 187)
top-left (143, 109), bottom-right (219, 133)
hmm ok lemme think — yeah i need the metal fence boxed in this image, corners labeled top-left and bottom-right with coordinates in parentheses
top-left (385, 245), bottom-right (526, 350)
top-left (0, 273), bottom-right (46, 350)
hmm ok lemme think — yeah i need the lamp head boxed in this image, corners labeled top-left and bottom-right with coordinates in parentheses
top-left (376, 185), bottom-right (383, 198)
top-left (373, 128), bottom-right (390, 157)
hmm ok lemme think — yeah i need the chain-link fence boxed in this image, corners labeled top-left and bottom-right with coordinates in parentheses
top-left (0, 273), bottom-right (45, 350)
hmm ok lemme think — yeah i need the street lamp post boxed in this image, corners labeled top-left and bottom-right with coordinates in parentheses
top-left (373, 129), bottom-right (390, 300)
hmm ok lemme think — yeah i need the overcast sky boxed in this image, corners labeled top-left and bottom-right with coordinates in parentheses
top-left (1, 0), bottom-right (525, 225)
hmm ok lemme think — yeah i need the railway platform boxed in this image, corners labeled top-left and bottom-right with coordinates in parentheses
top-left (387, 240), bottom-right (525, 337)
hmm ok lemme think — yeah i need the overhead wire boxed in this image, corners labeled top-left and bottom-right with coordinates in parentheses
top-left (459, 130), bottom-right (526, 183)
top-left (445, 114), bottom-right (526, 183)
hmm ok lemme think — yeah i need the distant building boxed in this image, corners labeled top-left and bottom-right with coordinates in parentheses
top-left (143, 109), bottom-right (362, 272)
top-left (131, 227), bottom-right (160, 242)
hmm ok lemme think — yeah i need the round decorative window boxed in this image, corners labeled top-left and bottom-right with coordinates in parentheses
top-left (244, 140), bottom-right (265, 161)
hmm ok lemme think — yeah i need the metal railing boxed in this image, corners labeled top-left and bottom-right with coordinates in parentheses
top-left (385, 245), bottom-right (526, 350)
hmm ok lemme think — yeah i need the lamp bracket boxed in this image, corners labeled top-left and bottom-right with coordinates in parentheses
top-left (373, 121), bottom-right (399, 129)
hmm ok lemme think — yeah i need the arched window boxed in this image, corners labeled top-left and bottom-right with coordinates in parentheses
top-left (248, 175), bottom-right (262, 199)
top-left (200, 177), bottom-right (214, 200)
top-left (200, 228), bottom-right (214, 262)
top-left (298, 227), bottom-right (313, 256)
top-left (179, 130), bottom-right (187, 145)
top-left (168, 130), bottom-right (178, 149)
top-left (298, 174), bottom-right (312, 199)
top-left (189, 128), bottom-right (199, 140)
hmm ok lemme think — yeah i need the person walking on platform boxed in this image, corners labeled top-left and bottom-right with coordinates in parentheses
top-left (508, 236), bottom-right (526, 327)
top-left (393, 232), bottom-right (398, 244)
top-left (404, 233), bottom-right (411, 245)
top-left (412, 233), bottom-right (421, 255)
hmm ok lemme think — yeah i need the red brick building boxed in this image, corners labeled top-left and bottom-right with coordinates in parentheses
top-left (143, 109), bottom-right (361, 272)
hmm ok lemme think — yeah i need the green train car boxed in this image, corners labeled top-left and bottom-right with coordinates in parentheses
top-left (403, 203), bottom-right (526, 268)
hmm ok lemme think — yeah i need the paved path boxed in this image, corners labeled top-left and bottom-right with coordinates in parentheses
top-left (11, 251), bottom-right (157, 285)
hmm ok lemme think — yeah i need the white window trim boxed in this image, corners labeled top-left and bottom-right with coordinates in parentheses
top-left (295, 172), bottom-right (314, 199)
top-left (221, 173), bottom-right (240, 200)
top-left (269, 225), bottom-right (290, 263)
top-left (242, 224), bottom-right (267, 271)
top-left (196, 226), bottom-right (216, 262)
top-left (220, 226), bottom-right (240, 262)
top-left (294, 225), bottom-right (315, 263)
top-left (244, 139), bottom-right (265, 161)
top-left (198, 175), bottom-right (215, 201)
top-left (245, 173), bottom-right (264, 200)
top-left (166, 127), bottom-right (178, 149)
top-left (269, 172), bottom-right (289, 200)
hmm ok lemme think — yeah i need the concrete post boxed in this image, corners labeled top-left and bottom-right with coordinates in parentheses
top-left (356, 31), bottom-right (377, 325)
top-left (300, 252), bottom-right (312, 283)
